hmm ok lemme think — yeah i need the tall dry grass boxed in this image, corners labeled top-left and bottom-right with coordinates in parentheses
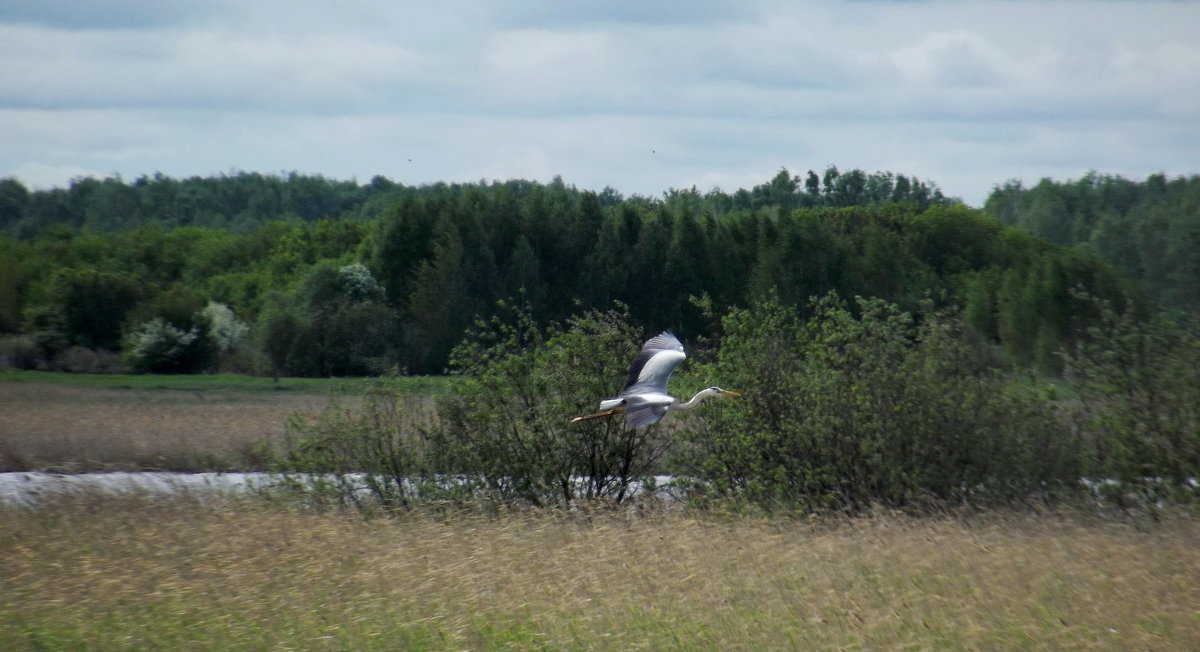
top-left (2, 496), bottom-right (1197, 650)
top-left (0, 382), bottom-right (335, 471)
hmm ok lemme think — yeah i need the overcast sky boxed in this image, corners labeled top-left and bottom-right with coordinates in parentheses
top-left (2, 0), bottom-right (1197, 206)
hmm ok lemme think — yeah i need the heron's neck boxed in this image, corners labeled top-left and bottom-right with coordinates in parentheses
top-left (674, 389), bottom-right (716, 411)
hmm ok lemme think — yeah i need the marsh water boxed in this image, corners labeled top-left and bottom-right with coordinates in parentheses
top-left (0, 471), bottom-right (279, 507)
top-left (0, 472), bottom-right (679, 508)
top-left (4, 471), bottom-right (1181, 510)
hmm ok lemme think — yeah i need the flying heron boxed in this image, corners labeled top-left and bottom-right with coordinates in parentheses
top-left (571, 331), bottom-right (740, 428)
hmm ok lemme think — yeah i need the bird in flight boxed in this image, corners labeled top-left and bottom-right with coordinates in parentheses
top-left (571, 331), bottom-right (740, 428)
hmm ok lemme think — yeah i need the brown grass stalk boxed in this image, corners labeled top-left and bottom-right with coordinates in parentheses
top-left (0, 383), bottom-right (335, 471)
top-left (2, 497), bottom-right (1197, 650)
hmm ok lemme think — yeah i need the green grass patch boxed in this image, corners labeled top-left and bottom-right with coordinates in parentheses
top-left (0, 369), bottom-right (453, 396)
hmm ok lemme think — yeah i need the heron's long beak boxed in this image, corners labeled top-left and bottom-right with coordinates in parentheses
top-left (721, 390), bottom-right (742, 397)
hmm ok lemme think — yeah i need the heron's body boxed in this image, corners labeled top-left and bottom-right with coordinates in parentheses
top-left (571, 331), bottom-right (739, 428)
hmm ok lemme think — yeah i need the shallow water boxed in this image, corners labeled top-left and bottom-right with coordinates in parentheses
top-left (0, 471), bottom-right (277, 508)
top-left (4, 471), bottom-right (1194, 511)
top-left (0, 471), bottom-right (678, 507)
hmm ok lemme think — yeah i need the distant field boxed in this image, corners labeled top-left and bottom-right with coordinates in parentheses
top-left (0, 369), bottom-right (451, 395)
top-left (1, 497), bottom-right (1196, 650)
top-left (0, 371), bottom-right (449, 472)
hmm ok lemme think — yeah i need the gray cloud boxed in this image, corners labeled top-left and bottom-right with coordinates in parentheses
top-left (0, 1), bottom-right (200, 29)
top-left (2, 0), bottom-right (1198, 206)
top-left (492, 0), bottom-right (741, 27)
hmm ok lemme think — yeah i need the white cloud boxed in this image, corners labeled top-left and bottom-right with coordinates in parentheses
top-left (485, 29), bottom-right (612, 74)
top-left (9, 162), bottom-right (107, 189)
top-left (889, 30), bottom-right (1029, 88)
top-left (480, 28), bottom-right (631, 107)
top-left (0, 0), bottom-right (199, 29)
top-left (0, 23), bottom-right (426, 110)
top-left (1, 0), bottom-right (1198, 206)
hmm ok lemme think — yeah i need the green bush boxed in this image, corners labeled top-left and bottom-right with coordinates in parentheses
top-left (265, 294), bottom-right (1197, 517)
top-left (123, 286), bottom-right (219, 373)
top-left (0, 334), bottom-right (38, 369)
top-left (274, 381), bottom-right (446, 513)
top-left (1064, 299), bottom-right (1200, 497)
top-left (282, 263), bottom-right (397, 377)
top-left (125, 317), bottom-right (205, 374)
top-left (273, 304), bottom-right (677, 512)
top-left (678, 294), bottom-right (1078, 512)
top-left (437, 303), bottom-right (673, 507)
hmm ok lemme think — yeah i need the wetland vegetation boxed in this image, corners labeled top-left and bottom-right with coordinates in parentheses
top-left (2, 169), bottom-right (1199, 648)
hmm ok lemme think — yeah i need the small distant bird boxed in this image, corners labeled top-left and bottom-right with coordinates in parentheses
top-left (571, 331), bottom-right (740, 428)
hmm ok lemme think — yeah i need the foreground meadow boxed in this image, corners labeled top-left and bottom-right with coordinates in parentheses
top-left (2, 496), bottom-right (1197, 651)
top-left (3, 372), bottom-right (1198, 649)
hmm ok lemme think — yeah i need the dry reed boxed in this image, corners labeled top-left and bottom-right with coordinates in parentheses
top-left (0, 383), bottom-right (334, 471)
top-left (2, 497), bottom-right (1197, 650)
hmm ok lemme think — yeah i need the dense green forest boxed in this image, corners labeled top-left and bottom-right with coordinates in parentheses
top-left (0, 166), bottom-right (1186, 378)
top-left (985, 172), bottom-right (1200, 316)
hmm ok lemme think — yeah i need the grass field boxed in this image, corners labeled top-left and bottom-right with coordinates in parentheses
top-left (0, 371), bottom-right (448, 472)
top-left (3, 371), bottom-right (1198, 650)
top-left (1, 496), bottom-right (1197, 650)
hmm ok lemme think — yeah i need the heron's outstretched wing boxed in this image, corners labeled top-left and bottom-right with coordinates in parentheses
top-left (623, 393), bottom-right (674, 428)
top-left (625, 404), bottom-right (669, 428)
top-left (623, 331), bottom-right (686, 395)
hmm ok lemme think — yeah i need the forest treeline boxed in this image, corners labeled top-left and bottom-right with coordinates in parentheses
top-left (0, 166), bottom-right (946, 237)
top-left (984, 172), bottom-right (1200, 316)
top-left (0, 166), bottom-right (1188, 378)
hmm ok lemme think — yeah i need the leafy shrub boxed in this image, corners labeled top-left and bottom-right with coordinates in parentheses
top-left (678, 294), bottom-right (1078, 512)
top-left (282, 263), bottom-right (396, 377)
top-left (268, 304), bottom-right (678, 512)
top-left (0, 335), bottom-right (38, 369)
top-left (437, 303), bottom-right (673, 507)
top-left (255, 296), bottom-right (301, 381)
top-left (273, 381), bottom-right (446, 513)
top-left (1064, 299), bottom-right (1200, 497)
top-left (200, 301), bottom-right (249, 355)
top-left (51, 346), bottom-right (124, 373)
top-left (123, 289), bottom-right (228, 373)
top-left (125, 317), bottom-right (203, 373)
top-left (338, 263), bottom-right (385, 301)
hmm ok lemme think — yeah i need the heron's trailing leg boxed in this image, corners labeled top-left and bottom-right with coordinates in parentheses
top-left (570, 408), bottom-right (624, 423)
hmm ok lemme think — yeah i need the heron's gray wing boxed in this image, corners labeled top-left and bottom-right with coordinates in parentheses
top-left (625, 404), bottom-right (668, 428)
top-left (620, 392), bottom-right (673, 428)
top-left (623, 331), bottom-right (686, 394)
